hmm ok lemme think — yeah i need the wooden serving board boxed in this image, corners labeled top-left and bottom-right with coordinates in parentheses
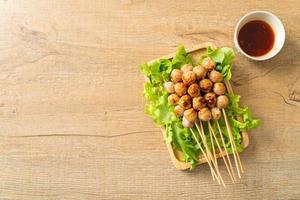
top-left (146, 42), bottom-right (249, 170)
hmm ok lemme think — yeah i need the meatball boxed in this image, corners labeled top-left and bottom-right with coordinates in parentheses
top-left (182, 117), bottom-right (194, 128)
top-left (193, 66), bottom-right (207, 80)
top-left (198, 108), bottom-right (212, 122)
top-left (168, 94), bottom-right (180, 105)
top-left (174, 82), bottom-right (187, 96)
top-left (182, 71), bottom-right (196, 85)
top-left (204, 92), bottom-right (217, 108)
top-left (183, 108), bottom-right (198, 123)
top-left (163, 82), bottom-right (175, 94)
top-left (187, 83), bottom-right (200, 97)
top-left (216, 95), bottom-right (229, 109)
top-left (202, 57), bottom-right (216, 71)
top-left (178, 95), bottom-right (192, 110)
top-left (181, 64), bottom-right (193, 73)
top-left (199, 79), bottom-right (213, 93)
top-left (209, 70), bottom-right (223, 83)
top-left (174, 105), bottom-right (184, 117)
top-left (171, 69), bottom-right (183, 83)
top-left (192, 96), bottom-right (206, 110)
top-left (211, 107), bottom-right (221, 120)
top-left (213, 82), bottom-right (226, 96)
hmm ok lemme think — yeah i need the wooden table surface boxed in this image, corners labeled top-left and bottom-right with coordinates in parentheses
top-left (0, 1), bottom-right (299, 199)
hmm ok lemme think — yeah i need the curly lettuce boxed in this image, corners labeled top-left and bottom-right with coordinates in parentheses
top-left (207, 46), bottom-right (235, 80)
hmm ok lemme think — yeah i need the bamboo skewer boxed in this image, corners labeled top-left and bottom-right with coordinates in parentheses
top-left (206, 120), bottom-right (216, 181)
top-left (194, 123), bottom-right (215, 166)
top-left (196, 122), bottom-right (225, 187)
top-left (222, 109), bottom-right (243, 178)
top-left (210, 145), bottom-right (216, 182)
top-left (209, 128), bottom-right (217, 182)
top-left (209, 124), bottom-right (218, 171)
top-left (195, 123), bottom-right (215, 164)
top-left (208, 121), bottom-right (235, 183)
top-left (211, 164), bottom-right (216, 182)
top-left (189, 128), bottom-right (220, 183)
top-left (216, 121), bottom-right (236, 181)
top-left (195, 123), bottom-right (223, 186)
top-left (223, 81), bottom-right (245, 174)
top-left (193, 124), bottom-right (217, 182)
top-left (208, 122), bottom-right (219, 182)
top-left (194, 122), bottom-right (215, 181)
top-left (229, 124), bottom-right (244, 173)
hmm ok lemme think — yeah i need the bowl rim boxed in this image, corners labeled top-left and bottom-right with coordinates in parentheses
top-left (234, 10), bottom-right (285, 61)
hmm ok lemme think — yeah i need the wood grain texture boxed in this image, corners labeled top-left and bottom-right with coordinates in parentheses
top-left (0, 0), bottom-right (299, 199)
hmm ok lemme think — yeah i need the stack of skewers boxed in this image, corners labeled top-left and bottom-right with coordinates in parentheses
top-left (164, 57), bottom-right (244, 187)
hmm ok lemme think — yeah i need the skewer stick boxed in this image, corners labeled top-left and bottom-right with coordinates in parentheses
top-left (194, 122), bottom-right (215, 181)
top-left (195, 123), bottom-right (215, 163)
top-left (224, 81), bottom-right (245, 173)
top-left (192, 124), bottom-right (217, 183)
top-left (208, 121), bottom-right (235, 183)
top-left (212, 132), bottom-right (216, 182)
top-left (216, 121), bottom-right (236, 181)
top-left (207, 122), bottom-right (219, 182)
top-left (222, 109), bottom-right (244, 174)
top-left (196, 122), bottom-right (226, 187)
top-left (222, 109), bottom-right (242, 178)
top-left (211, 165), bottom-right (216, 182)
top-left (189, 128), bottom-right (220, 183)
top-left (194, 123), bottom-right (221, 184)
top-left (208, 124), bottom-right (218, 170)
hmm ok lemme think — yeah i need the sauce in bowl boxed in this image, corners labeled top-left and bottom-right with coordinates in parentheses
top-left (238, 20), bottom-right (275, 57)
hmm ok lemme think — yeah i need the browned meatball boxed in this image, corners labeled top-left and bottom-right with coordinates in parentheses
top-left (193, 66), bottom-right (207, 80)
top-left (198, 108), bottom-right (212, 121)
top-left (163, 82), bottom-right (175, 94)
top-left (183, 108), bottom-right (198, 123)
top-left (199, 79), bottom-right (213, 93)
top-left (174, 82), bottom-right (187, 96)
top-left (171, 69), bottom-right (183, 83)
top-left (192, 96), bottom-right (206, 110)
top-left (168, 94), bottom-right (180, 105)
top-left (178, 95), bottom-right (192, 110)
top-left (209, 70), bottom-right (223, 83)
top-left (181, 64), bottom-right (193, 73)
top-left (216, 95), bottom-right (229, 109)
top-left (213, 82), bottom-right (226, 96)
top-left (211, 107), bottom-right (221, 120)
top-left (174, 105), bottom-right (184, 117)
top-left (182, 71), bottom-right (196, 85)
top-left (204, 92), bottom-right (217, 108)
top-left (202, 57), bottom-right (216, 71)
top-left (187, 83), bottom-right (200, 97)
top-left (182, 117), bottom-right (194, 128)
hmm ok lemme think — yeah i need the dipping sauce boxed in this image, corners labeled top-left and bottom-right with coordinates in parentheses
top-left (238, 20), bottom-right (275, 57)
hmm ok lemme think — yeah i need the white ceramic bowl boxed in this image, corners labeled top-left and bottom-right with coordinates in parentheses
top-left (234, 11), bottom-right (285, 61)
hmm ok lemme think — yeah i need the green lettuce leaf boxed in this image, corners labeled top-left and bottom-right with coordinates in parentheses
top-left (172, 46), bottom-right (192, 68)
top-left (171, 121), bottom-right (199, 168)
top-left (226, 94), bottom-right (261, 132)
top-left (207, 46), bottom-right (235, 80)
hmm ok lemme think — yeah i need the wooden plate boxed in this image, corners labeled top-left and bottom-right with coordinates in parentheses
top-left (146, 42), bottom-right (249, 170)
